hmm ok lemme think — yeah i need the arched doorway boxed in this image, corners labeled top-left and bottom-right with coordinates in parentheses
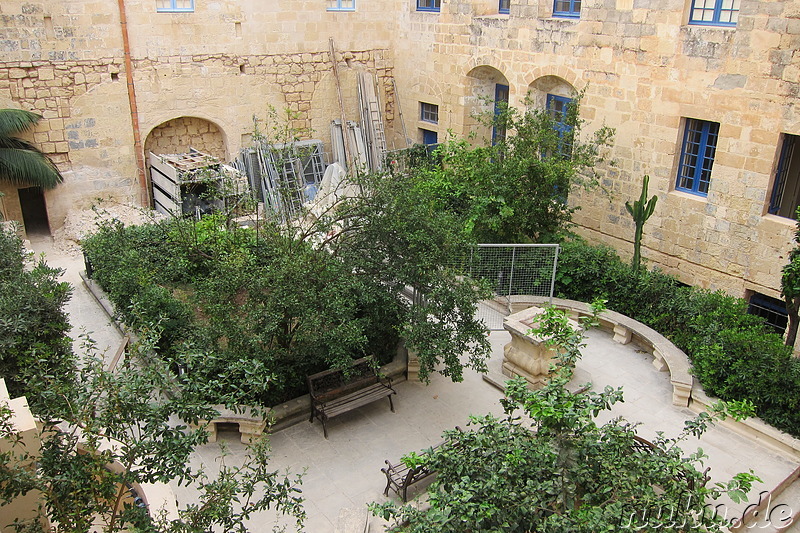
top-left (464, 66), bottom-right (510, 145)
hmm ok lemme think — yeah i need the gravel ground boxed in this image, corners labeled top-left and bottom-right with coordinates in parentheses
top-left (52, 201), bottom-right (165, 256)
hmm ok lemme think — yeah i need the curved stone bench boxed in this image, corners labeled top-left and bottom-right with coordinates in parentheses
top-left (509, 296), bottom-right (693, 407)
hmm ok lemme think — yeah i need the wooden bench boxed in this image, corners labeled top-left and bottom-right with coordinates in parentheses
top-left (307, 357), bottom-right (396, 439)
top-left (381, 427), bottom-right (463, 502)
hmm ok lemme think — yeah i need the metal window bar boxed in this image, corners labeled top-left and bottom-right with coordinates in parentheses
top-left (747, 293), bottom-right (788, 337)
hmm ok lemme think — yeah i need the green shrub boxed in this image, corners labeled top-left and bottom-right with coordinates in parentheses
top-left (83, 218), bottom-right (406, 406)
top-left (556, 238), bottom-right (800, 437)
top-left (0, 226), bottom-right (76, 407)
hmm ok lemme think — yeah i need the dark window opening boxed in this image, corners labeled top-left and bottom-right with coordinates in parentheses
top-left (748, 292), bottom-right (788, 336)
top-left (769, 134), bottom-right (800, 219)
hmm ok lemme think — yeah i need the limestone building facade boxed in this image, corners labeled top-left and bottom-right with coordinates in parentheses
top-left (1, 0), bottom-right (799, 314)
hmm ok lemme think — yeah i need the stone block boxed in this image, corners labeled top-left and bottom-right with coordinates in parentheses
top-left (612, 324), bottom-right (632, 344)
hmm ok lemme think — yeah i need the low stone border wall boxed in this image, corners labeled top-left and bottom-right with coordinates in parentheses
top-left (507, 295), bottom-right (800, 464)
top-left (514, 296), bottom-right (693, 407)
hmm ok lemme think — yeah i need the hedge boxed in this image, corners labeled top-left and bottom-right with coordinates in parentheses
top-left (555, 239), bottom-right (800, 437)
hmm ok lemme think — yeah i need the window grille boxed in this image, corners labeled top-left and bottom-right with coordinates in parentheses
top-left (676, 118), bottom-right (719, 197)
top-left (420, 102), bottom-right (439, 124)
top-left (748, 293), bottom-right (788, 337)
top-left (689, 0), bottom-right (739, 27)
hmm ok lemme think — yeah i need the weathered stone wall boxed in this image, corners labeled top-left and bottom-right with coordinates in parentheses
top-left (0, 0), bottom-right (401, 232)
top-left (145, 117), bottom-right (227, 161)
top-left (391, 0), bottom-right (800, 299)
top-left (1, 0), bottom-right (799, 300)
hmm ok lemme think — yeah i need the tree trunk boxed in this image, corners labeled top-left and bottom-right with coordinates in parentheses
top-left (785, 297), bottom-right (800, 352)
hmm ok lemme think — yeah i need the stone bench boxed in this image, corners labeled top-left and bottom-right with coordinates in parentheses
top-left (198, 405), bottom-right (268, 444)
top-left (505, 296), bottom-right (694, 407)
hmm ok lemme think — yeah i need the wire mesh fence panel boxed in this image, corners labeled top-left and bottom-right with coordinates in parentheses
top-left (465, 244), bottom-right (559, 330)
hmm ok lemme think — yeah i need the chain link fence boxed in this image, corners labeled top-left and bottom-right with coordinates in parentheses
top-left (465, 244), bottom-right (560, 330)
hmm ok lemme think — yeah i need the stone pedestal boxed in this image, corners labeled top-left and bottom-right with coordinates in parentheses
top-left (502, 306), bottom-right (578, 389)
top-left (407, 347), bottom-right (422, 382)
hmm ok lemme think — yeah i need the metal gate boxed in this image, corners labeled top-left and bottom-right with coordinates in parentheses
top-left (466, 244), bottom-right (560, 330)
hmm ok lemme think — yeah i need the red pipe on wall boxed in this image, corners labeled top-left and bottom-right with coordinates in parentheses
top-left (117, 0), bottom-right (149, 207)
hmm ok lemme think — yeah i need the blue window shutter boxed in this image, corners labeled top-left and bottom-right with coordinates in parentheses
top-left (676, 119), bottom-right (719, 197)
top-left (770, 135), bottom-right (797, 215)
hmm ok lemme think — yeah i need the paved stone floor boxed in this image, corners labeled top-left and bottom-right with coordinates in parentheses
top-left (30, 236), bottom-right (800, 533)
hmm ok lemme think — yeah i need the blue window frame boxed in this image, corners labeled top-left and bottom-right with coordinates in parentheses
top-left (553, 0), bottom-right (580, 18)
top-left (327, 0), bottom-right (355, 10)
top-left (689, 0), bottom-right (739, 27)
top-left (499, 0), bottom-right (510, 14)
top-left (769, 134), bottom-right (800, 219)
top-left (422, 129), bottom-right (438, 145)
top-left (157, 0), bottom-right (194, 12)
top-left (676, 118), bottom-right (719, 197)
top-left (492, 84), bottom-right (509, 145)
top-left (420, 102), bottom-right (439, 124)
top-left (546, 94), bottom-right (573, 157)
top-left (417, 0), bottom-right (441, 12)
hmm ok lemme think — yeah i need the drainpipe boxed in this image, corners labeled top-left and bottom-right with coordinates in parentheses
top-left (117, 0), bottom-right (149, 207)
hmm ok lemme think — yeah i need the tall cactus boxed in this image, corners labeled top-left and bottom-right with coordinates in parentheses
top-left (625, 175), bottom-right (658, 273)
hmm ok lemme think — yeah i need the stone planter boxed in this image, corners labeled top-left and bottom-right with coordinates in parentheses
top-left (502, 306), bottom-right (578, 389)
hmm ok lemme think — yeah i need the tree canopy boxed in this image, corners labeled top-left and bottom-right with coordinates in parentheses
top-left (400, 96), bottom-right (614, 244)
top-left (0, 226), bottom-right (305, 533)
top-left (371, 304), bottom-right (759, 532)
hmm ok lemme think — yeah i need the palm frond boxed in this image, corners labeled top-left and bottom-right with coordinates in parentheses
top-left (0, 146), bottom-right (64, 189)
top-left (0, 109), bottom-right (42, 138)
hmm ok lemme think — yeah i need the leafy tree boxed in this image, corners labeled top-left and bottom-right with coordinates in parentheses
top-left (0, 225), bottom-right (75, 404)
top-left (781, 206), bottom-right (800, 349)
top-left (404, 95), bottom-right (614, 243)
top-left (0, 109), bottom-right (64, 189)
top-left (0, 228), bottom-right (304, 532)
top-left (371, 303), bottom-right (759, 532)
top-left (83, 167), bottom-right (492, 405)
top-left (0, 334), bottom-right (305, 533)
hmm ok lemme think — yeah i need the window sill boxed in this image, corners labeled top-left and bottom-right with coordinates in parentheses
top-left (762, 213), bottom-right (797, 227)
top-left (687, 21), bottom-right (737, 28)
top-left (327, 8), bottom-right (356, 12)
top-left (670, 189), bottom-right (709, 202)
top-left (157, 9), bottom-right (194, 13)
top-left (475, 13), bottom-right (509, 18)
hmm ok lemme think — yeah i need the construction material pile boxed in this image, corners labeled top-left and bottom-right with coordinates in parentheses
top-left (53, 201), bottom-right (164, 256)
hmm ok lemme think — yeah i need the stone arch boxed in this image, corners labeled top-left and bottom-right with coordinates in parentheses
top-left (144, 116), bottom-right (228, 161)
top-left (463, 65), bottom-right (510, 143)
top-left (526, 75), bottom-right (579, 110)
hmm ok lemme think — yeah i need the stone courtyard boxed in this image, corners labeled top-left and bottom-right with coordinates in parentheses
top-left (29, 236), bottom-right (800, 533)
